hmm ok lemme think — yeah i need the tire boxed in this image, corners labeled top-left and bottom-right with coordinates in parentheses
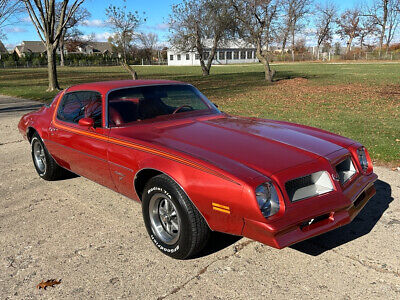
top-left (31, 132), bottom-right (69, 181)
top-left (142, 174), bottom-right (210, 259)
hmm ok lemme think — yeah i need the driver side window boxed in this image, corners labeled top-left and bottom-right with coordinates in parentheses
top-left (57, 91), bottom-right (102, 127)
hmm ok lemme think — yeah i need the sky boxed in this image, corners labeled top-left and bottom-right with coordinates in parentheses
top-left (2, 0), bottom-right (374, 50)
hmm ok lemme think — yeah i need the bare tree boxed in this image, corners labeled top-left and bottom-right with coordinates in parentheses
top-left (358, 15), bottom-right (378, 49)
top-left (384, 0), bottom-right (400, 52)
top-left (23, 0), bottom-right (85, 91)
top-left (169, 0), bottom-right (234, 76)
top-left (0, 0), bottom-right (22, 38)
top-left (364, 0), bottom-right (400, 54)
top-left (231, 0), bottom-right (280, 82)
top-left (314, 1), bottom-right (337, 60)
top-left (336, 9), bottom-right (362, 54)
top-left (105, 0), bottom-right (143, 79)
top-left (280, 0), bottom-right (312, 61)
top-left (137, 32), bottom-right (158, 62)
top-left (56, 4), bottom-right (90, 66)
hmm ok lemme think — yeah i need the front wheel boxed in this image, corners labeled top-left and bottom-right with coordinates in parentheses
top-left (142, 174), bottom-right (210, 259)
top-left (31, 132), bottom-right (69, 181)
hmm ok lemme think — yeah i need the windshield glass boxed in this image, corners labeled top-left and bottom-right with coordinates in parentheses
top-left (107, 84), bottom-right (219, 127)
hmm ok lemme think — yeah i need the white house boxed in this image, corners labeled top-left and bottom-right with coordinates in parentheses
top-left (168, 40), bottom-right (259, 66)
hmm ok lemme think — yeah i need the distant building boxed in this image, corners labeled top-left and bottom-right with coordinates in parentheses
top-left (13, 40), bottom-right (114, 57)
top-left (168, 40), bottom-right (259, 66)
top-left (76, 41), bottom-right (114, 55)
top-left (0, 41), bottom-right (8, 54)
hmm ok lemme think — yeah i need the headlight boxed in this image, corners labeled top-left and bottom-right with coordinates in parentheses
top-left (255, 181), bottom-right (280, 218)
top-left (357, 147), bottom-right (368, 171)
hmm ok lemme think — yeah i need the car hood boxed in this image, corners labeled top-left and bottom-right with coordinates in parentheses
top-left (118, 115), bottom-right (353, 180)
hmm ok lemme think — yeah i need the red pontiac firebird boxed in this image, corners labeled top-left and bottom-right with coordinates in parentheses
top-left (19, 80), bottom-right (377, 259)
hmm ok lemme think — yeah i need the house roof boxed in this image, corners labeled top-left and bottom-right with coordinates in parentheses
top-left (19, 41), bottom-right (47, 53)
top-left (0, 41), bottom-right (8, 53)
top-left (85, 42), bottom-right (113, 54)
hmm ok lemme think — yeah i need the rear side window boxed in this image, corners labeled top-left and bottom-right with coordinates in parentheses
top-left (57, 91), bottom-right (102, 127)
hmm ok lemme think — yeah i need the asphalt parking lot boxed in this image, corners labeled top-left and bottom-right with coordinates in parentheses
top-left (0, 94), bottom-right (399, 299)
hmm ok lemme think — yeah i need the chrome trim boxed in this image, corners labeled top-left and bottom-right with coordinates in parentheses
top-left (133, 167), bottom-right (212, 230)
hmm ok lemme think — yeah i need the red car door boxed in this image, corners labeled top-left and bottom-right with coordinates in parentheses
top-left (46, 91), bottom-right (116, 191)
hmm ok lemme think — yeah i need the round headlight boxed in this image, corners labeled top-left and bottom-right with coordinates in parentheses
top-left (255, 181), bottom-right (280, 218)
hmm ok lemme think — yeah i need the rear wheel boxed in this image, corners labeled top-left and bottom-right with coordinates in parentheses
top-left (142, 174), bottom-right (210, 259)
top-left (31, 132), bottom-right (69, 181)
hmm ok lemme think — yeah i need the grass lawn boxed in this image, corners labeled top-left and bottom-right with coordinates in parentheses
top-left (0, 63), bottom-right (399, 165)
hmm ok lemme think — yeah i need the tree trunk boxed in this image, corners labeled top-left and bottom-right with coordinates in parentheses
top-left (121, 62), bottom-right (138, 80)
top-left (317, 45), bottom-right (320, 60)
top-left (379, 0), bottom-right (388, 56)
top-left (255, 47), bottom-right (274, 82)
top-left (60, 42), bottom-right (65, 67)
top-left (346, 37), bottom-right (353, 54)
top-left (46, 47), bottom-right (60, 92)
top-left (291, 28), bottom-right (295, 62)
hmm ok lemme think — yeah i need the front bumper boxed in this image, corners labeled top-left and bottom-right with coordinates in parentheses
top-left (242, 173), bottom-right (378, 249)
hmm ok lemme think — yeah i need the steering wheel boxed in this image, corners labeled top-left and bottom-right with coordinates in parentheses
top-left (173, 105), bottom-right (194, 114)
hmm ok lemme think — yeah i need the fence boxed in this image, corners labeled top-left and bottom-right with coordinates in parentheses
top-left (269, 51), bottom-right (400, 62)
top-left (0, 59), bottom-right (168, 69)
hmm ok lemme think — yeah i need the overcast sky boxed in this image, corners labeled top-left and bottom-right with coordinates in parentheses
top-left (2, 0), bottom-right (375, 50)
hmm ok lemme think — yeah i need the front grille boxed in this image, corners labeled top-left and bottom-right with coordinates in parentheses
top-left (285, 171), bottom-right (334, 202)
top-left (336, 157), bottom-right (356, 185)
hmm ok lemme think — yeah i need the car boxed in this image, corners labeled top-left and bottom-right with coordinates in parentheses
top-left (18, 80), bottom-right (377, 259)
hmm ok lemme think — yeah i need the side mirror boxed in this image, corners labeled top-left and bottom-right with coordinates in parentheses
top-left (78, 117), bottom-right (94, 128)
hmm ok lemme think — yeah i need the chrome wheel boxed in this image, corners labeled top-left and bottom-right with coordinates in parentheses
top-left (149, 193), bottom-right (181, 245)
top-left (32, 139), bottom-right (46, 173)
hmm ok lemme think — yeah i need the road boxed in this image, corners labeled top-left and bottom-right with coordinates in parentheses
top-left (0, 94), bottom-right (399, 299)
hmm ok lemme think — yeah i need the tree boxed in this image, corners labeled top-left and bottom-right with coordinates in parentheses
top-left (315, 1), bottom-right (337, 60)
top-left (169, 0), bottom-right (234, 76)
top-left (231, 0), bottom-right (280, 82)
top-left (336, 9), bottom-right (361, 54)
top-left (364, 0), bottom-right (400, 54)
top-left (23, 0), bottom-right (85, 91)
top-left (0, 0), bottom-right (22, 38)
top-left (358, 15), bottom-right (378, 49)
top-left (56, 3), bottom-right (90, 66)
top-left (280, 0), bottom-right (311, 61)
top-left (137, 32), bottom-right (158, 62)
top-left (105, 0), bottom-right (144, 79)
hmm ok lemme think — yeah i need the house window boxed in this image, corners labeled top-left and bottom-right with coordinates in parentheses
top-left (203, 52), bottom-right (209, 60)
top-left (177, 54), bottom-right (181, 60)
top-left (219, 51), bottom-right (225, 60)
top-left (226, 51), bottom-right (232, 59)
top-left (186, 54), bottom-right (190, 60)
top-left (170, 54), bottom-right (174, 61)
top-left (247, 51), bottom-right (253, 59)
top-left (234, 51), bottom-right (239, 59)
top-left (195, 53), bottom-right (200, 60)
top-left (240, 51), bottom-right (246, 59)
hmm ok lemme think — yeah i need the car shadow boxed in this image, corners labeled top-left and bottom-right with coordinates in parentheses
top-left (191, 232), bottom-right (242, 259)
top-left (291, 179), bottom-right (393, 256)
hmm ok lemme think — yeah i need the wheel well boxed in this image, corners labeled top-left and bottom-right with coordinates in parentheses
top-left (134, 169), bottom-right (162, 201)
top-left (27, 127), bottom-right (38, 142)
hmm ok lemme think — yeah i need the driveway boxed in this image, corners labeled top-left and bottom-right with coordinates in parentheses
top-left (0, 94), bottom-right (399, 299)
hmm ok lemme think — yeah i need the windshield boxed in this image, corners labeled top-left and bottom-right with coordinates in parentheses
top-left (107, 84), bottom-right (219, 127)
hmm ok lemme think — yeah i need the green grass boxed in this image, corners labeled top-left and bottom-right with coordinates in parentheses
top-left (0, 63), bottom-right (399, 165)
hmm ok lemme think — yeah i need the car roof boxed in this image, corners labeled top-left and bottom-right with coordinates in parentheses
top-left (66, 79), bottom-right (186, 94)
